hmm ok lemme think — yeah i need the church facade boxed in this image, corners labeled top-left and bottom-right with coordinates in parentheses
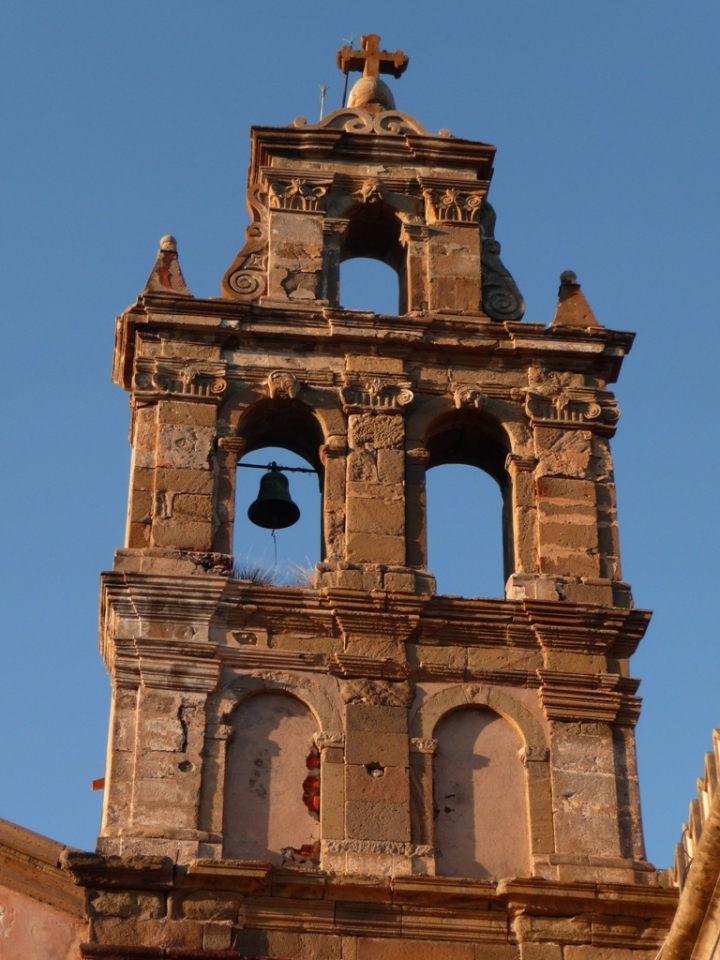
top-left (2, 33), bottom-right (707, 960)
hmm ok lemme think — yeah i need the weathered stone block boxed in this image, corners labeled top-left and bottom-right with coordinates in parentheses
top-left (346, 533), bottom-right (405, 564)
top-left (345, 764), bottom-right (409, 803)
top-left (346, 705), bottom-right (408, 733)
top-left (345, 731), bottom-right (409, 767)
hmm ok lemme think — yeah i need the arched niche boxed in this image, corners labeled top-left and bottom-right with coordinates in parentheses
top-left (222, 691), bottom-right (320, 865)
top-left (426, 403), bottom-right (510, 589)
top-left (433, 705), bottom-right (530, 880)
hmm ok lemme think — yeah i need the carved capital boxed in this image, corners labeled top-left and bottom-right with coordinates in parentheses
top-left (133, 359), bottom-right (227, 403)
top-left (314, 731), bottom-right (345, 750)
top-left (423, 186), bottom-right (484, 224)
top-left (217, 437), bottom-right (246, 462)
top-left (505, 453), bottom-right (537, 474)
top-left (341, 379), bottom-right (414, 414)
top-left (410, 737), bottom-right (439, 755)
top-left (525, 389), bottom-right (621, 435)
top-left (268, 176), bottom-right (331, 213)
top-left (320, 436), bottom-right (348, 462)
top-left (405, 446), bottom-right (431, 466)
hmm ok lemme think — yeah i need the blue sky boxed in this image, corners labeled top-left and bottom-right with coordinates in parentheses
top-left (0, 0), bottom-right (718, 868)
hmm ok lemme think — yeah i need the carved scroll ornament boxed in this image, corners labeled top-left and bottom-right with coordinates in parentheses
top-left (221, 184), bottom-right (269, 301)
top-left (292, 107), bottom-right (434, 137)
top-left (480, 202), bottom-right (525, 322)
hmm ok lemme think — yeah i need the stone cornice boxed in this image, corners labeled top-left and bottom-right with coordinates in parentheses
top-left (113, 296), bottom-right (634, 391)
top-left (100, 575), bottom-right (649, 715)
top-left (61, 852), bottom-right (678, 947)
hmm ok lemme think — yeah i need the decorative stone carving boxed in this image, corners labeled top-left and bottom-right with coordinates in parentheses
top-left (133, 359), bottom-right (227, 401)
top-left (353, 177), bottom-right (387, 205)
top-left (423, 187), bottom-right (484, 224)
top-left (340, 379), bottom-right (414, 414)
top-left (268, 178), bottom-right (329, 212)
top-left (292, 107), bottom-right (432, 137)
top-left (410, 737), bottom-right (439, 755)
top-left (480, 202), bottom-right (525, 321)
top-left (217, 437), bottom-right (246, 460)
top-left (525, 389), bottom-right (620, 434)
top-left (267, 370), bottom-right (301, 399)
top-left (453, 384), bottom-right (484, 409)
top-left (222, 185), bottom-right (269, 301)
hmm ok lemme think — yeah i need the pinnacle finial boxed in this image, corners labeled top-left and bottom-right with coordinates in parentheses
top-left (551, 270), bottom-right (601, 328)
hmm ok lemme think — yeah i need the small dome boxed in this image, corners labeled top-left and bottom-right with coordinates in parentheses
top-left (348, 76), bottom-right (396, 112)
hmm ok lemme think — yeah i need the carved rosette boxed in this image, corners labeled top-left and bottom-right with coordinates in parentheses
top-left (524, 390), bottom-right (620, 435)
top-left (133, 359), bottom-right (227, 402)
top-left (340, 378), bottom-right (414, 414)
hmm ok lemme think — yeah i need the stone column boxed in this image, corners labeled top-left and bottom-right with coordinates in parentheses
top-left (400, 221), bottom-right (429, 313)
top-left (320, 436), bottom-right (348, 562)
top-left (321, 218), bottom-right (349, 307)
top-left (426, 221), bottom-right (482, 314)
top-left (505, 453), bottom-right (539, 576)
top-left (213, 437), bottom-right (246, 555)
top-left (409, 737), bottom-right (438, 848)
top-left (405, 445), bottom-right (430, 568)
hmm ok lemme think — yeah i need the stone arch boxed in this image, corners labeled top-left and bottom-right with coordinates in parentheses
top-left (215, 389), bottom-right (350, 561)
top-left (410, 685), bottom-right (553, 867)
top-left (405, 397), bottom-right (517, 582)
top-left (201, 671), bottom-right (344, 863)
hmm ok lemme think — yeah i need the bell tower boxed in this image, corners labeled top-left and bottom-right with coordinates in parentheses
top-left (70, 35), bottom-right (678, 960)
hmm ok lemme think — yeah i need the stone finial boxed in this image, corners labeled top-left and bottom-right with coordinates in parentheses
top-left (142, 235), bottom-right (192, 297)
top-left (551, 271), bottom-right (601, 328)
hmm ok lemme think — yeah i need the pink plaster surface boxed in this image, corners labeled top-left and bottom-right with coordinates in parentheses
top-left (0, 883), bottom-right (86, 960)
top-left (223, 693), bottom-right (320, 864)
top-left (433, 707), bottom-right (530, 879)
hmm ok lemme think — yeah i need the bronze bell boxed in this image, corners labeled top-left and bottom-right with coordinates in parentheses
top-left (247, 463), bottom-right (300, 530)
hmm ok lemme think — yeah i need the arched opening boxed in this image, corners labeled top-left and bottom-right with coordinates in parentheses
top-left (233, 398), bottom-right (324, 586)
top-left (426, 464), bottom-right (505, 598)
top-left (339, 200), bottom-right (406, 314)
top-left (223, 693), bottom-right (320, 865)
top-left (433, 706), bottom-right (530, 880)
top-left (340, 257), bottom-right (401, 315)
top-left (424, 408), bottom-right (512, 598)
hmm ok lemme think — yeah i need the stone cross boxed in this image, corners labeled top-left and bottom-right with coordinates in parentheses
top-left (335, 34), bottom-right (409, 79)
